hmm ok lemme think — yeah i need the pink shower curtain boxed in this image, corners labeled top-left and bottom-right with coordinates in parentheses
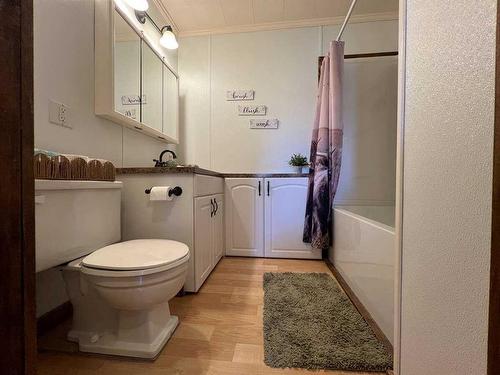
top-left (303, 41), bottom-right (344, 250)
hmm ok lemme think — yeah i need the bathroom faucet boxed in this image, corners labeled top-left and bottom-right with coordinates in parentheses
top-left (154, 150), bottom-right (177, 167)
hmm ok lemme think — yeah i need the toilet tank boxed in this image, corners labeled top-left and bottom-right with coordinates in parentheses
top-left (35, 179), bottom-right (122, 272)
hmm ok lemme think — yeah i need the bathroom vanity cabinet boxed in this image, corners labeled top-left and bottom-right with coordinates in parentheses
top-left (225, 177), bottom-right (321, 259)
top-left (118, 171), bottom-right (224, 292)
top-left (194, 194), bottom-right (224, 288)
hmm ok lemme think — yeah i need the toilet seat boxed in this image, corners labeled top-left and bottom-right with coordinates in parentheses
top-left (80, 239), bottom-right (190, 277)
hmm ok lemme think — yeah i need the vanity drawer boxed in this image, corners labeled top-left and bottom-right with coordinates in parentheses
top-left (194, 175), bottom-right (224, 197)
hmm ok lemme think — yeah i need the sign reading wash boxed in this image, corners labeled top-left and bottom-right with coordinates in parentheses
top-left (238, 105), bottom-right (267, 116)
top-left (249, 119), bottom-right (279, 129)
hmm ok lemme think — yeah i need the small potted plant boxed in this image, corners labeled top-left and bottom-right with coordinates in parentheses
top-left (288, 153), bottom-right (309, 174)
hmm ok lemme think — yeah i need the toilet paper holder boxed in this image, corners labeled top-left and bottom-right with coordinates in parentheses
top-left (145, 186), bottom-right (183, 197)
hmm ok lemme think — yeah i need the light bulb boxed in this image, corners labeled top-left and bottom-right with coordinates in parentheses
top-left (123, 0), bottom-right (149, 11)
top-left (160, 28), bottom-right (179, 50)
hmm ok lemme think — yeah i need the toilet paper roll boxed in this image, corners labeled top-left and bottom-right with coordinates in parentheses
top-left (149, 186), bottom-right (174, 201)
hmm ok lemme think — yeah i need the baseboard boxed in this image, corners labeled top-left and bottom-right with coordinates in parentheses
top-left (324, 259), bottom-right (393, 355)
top-left (37, 301), bottom-right (73, 336)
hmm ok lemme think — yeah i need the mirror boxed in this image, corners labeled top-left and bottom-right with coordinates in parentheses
top-left (163, 65), bottom-right (179, 139)
top-left (113, 10), bottom-right (141, 121)
top-left (142, 43), bottom-right (163, 132)
top-left (97, 5), bottom-right (180, 143)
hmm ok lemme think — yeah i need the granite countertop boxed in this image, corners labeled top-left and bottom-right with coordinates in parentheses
top-left (116, 166), bottom-right (223, 177)
top-left (223, 173), bottom-right (310, 178)
top-left (116, 166), bottom-right (310, 178)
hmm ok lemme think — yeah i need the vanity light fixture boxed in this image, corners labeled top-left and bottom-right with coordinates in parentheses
top-left (123, 0), bottom-right (149, 11)
top-left (135, 9), bottom-right (178, 50)
top-left (160, 26), bottom-right (178, 50)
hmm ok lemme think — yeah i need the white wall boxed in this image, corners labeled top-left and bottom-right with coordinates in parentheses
top-left (34, 0), bottom-right (177, 168)
top-left (34, 0), bottom-right (178, 317)
top-left (178, 20), bottom-right (398, 205)
top-left (400, 1), bottom-right (496, 374)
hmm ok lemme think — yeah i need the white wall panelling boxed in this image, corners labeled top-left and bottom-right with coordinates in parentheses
top-left (34, 0), bottom-right (178, 315)
top-left (34, 0), bottom-right (177, 169)
top-left (179, 19), bottom-right (398, 206)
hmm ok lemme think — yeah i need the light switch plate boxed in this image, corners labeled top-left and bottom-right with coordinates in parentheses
top-left (49, 100), bottom-right (71, 128)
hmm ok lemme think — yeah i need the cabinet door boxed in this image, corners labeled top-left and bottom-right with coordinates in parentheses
top-left (113, 9), bottom-right (141, 121)
top-left (194, 196), bottom-right (214, 290)
top-left (162, 65), bottom-right (179, 142)
top-left (141, 43), bottom-right (163, 132)
top-left (212, 194), bottom-right (224, 266)
top-left (264, 178), bottom-right (321, 259)
top-left (225, 178), bottom-right (264, 257)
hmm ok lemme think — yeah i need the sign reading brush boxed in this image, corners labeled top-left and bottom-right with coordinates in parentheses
top-left (238, 105), bottom-right (267, 116)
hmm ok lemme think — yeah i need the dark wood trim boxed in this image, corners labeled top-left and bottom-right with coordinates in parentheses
top-left (344, 51), bottom-right (398, 59)
top-left (324, 259), bottom-right (393, 355)
top-left (37, 302), bottom-right (73, 337)
top-left (318, 51), bottom-right (398, 81)
top-left (0, 0), bottom-right (36, 373)
top-left (488, 2), bottom-right (500, 373)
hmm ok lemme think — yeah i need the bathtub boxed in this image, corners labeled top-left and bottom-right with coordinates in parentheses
top-left (330, 205), bottom-right (395, 344)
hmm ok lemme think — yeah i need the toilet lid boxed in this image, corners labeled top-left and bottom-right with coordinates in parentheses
top-left (82, 239), bottom-right (189, 271)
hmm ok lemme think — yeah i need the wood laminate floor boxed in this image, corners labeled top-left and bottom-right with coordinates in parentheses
top-left (37, 257), bottom-right (389, 374)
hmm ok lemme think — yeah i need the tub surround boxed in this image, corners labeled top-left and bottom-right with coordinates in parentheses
top-left (117, 166), bottom-right (309, 178)
top-left (330, 206), bottom-right (395, 344)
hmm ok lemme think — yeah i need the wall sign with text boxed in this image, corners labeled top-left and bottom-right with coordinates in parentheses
top-left (121, 95), bottom-right (147, 105)
top-left (226, 90), bottom-right (255, 101)
top-left (238, 105), bottom-right (267, 116)
top-left (249, 119), bottom-right (279, 129)
top-left (122, 108), bottom-right (137, 119)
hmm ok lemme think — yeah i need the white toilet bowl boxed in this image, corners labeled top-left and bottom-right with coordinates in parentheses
top-left (62, 239), bottom-right (189, 359)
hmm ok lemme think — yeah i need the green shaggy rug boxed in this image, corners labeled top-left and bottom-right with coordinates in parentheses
top-left (263, 272), bottom-right (392, 372)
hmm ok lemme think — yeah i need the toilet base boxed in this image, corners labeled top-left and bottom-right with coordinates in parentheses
top-left (69, 315), bottom-right (179, 359)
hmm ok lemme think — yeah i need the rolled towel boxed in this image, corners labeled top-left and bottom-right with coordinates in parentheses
top-left (101, 160), bottom-right (116, 181)
top-left (33, 153), bottom-right (52, 179)
top-left (51, 155), bottom-right (71, 180)
top-left (63, 154), bottom-right (90, 180)
top-left (87, 159), bottom-right (104, 180)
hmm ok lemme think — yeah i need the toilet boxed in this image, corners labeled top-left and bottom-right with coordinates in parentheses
top-left (35, 179), bottom-right (189, 359)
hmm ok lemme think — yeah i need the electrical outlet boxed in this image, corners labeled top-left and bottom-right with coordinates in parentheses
top-left (49, 100), bottom-right (71, 128)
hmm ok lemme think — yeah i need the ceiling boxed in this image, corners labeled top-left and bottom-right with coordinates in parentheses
top-left (155, 0), bottom-right (398, 37)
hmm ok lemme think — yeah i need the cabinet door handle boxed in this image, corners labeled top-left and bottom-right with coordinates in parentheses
top-left (258, 181), bottom-right (261, 196)
top-left (267, 181), bottom-right (270, 196)
top-left (210, 199), bottom-right (214, 217)
top-left (214, 198), bottom-right (218, 215)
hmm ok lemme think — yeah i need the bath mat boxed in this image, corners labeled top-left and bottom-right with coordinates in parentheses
top-left (263, 272), bottom-right (392, 371)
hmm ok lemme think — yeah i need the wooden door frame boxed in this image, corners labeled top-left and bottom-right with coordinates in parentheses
top-left (0, 0), bottom-right (36, 374)
top-left (489, 2), bottom-right (500, 373)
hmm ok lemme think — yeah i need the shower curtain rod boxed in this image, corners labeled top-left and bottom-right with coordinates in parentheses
top-left (336, 0), bottom-right (358, 41)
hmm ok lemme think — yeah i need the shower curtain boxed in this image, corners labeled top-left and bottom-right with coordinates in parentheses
top-left (303, 41), bottom-right (344, 250)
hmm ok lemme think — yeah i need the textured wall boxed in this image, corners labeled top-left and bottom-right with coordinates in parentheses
top-left (401, 1), bottom-right (496, 374)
